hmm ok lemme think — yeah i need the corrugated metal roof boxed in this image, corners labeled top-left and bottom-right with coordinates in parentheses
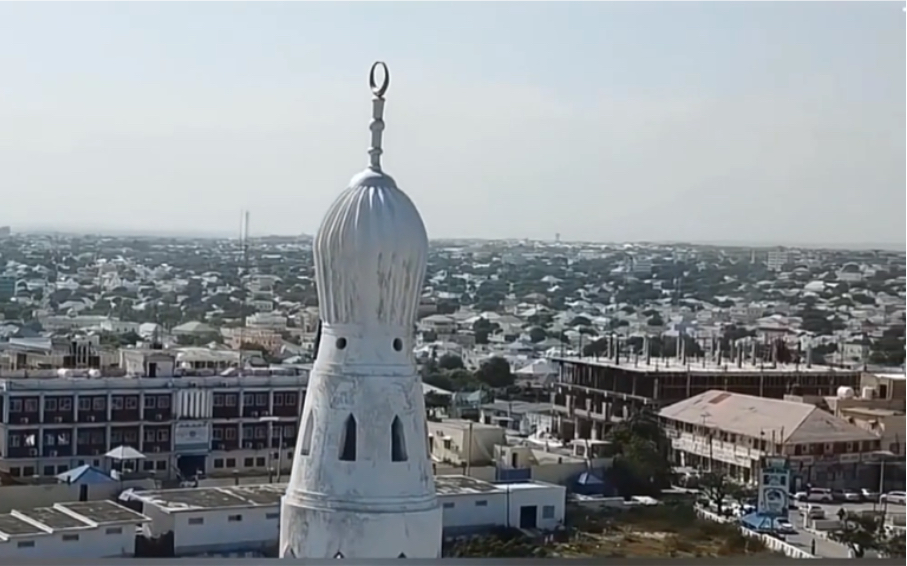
top-left (659, 389), bottom-right (879, 444)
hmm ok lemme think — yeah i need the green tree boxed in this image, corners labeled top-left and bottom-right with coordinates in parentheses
top-left (437, 353), bottom-right (465, 371)
top-left (527, 327), bottom-right (547, 343)
top-left (474, 356), bottom-right (514, 388)
top-left (828, 512), bottom-right (887, 558)
top-left (606, 408), bottom-right (672, 497)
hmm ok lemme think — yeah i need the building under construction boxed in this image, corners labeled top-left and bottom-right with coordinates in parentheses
top-left (549, 340), bottom-right (862, 442)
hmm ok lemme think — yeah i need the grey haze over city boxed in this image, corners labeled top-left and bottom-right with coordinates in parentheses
top-left (1, 2), bottom-right (904, 248)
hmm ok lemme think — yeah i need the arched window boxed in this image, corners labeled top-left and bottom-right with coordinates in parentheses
top-left (339, 415), bottom-right (357, 461)
top-left (299, 412), bottom-right (314, 456)
top-left (391, 416), bottom-right (407, 462)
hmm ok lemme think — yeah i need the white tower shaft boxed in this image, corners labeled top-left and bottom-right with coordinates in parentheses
top-left (280, 62), bottom-right (442, 559)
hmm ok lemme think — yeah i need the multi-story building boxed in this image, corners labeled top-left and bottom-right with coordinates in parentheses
top-left (766, 249), bottom-right (790, 272)
top-left (0, 351), bottom-right (308, 480)
top-left (659, 390), bottom-right (882, 490)
top-left (0, 276), bottom-right (16, 300)
top-left (549, 354), bottom-right (862, 442)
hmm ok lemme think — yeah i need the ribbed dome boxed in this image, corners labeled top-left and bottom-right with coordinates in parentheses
top-left (314, 168), bottom-right (428, 329)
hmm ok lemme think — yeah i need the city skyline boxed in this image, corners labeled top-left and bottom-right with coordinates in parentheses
top-left (1, 2), bottom-right (904, 245)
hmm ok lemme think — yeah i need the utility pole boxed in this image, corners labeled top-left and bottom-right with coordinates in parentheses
top-left (465, 421), bottom-right (474, 477)
top-left (238, 211), bottom-right (250, 370)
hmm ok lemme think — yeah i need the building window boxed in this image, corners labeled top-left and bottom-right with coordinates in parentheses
top-left (256, 457), bottom-right (266, 467)
top-left (214, 458), bottom-right (224, 469)
top-left (244, 458), bottom-right (254, 467)
top-left (339, 415), bottom-right (356, 462)
top-left (299, 413), bottom-right (314, 456)
top-left (542, 505), bottom-right (555, 519)
top-left (144, 397), bottom-right (156, 409)
top-left (266, 513), bottom-right (280, 520)
top-left (45, 398), bottom-right (58, 411)
top-left (442, 502), bottom-right (454, 509)
top-left (188, 517), bottom-right (204, 525)
top-left (391, 416), bottom-right (408, 462)
top-left (155, 461), bottom-right (166, 471)
top-left (17, 541), bottom-right (35, 548)
top-left (62, 534), bottom-right (79, 542)
top-left (213, 394), bottom-right (224, 407)
top-left (475, 500), bottom-right (488, 507)
top-left (227, 514), bottom-right (243, 522)
top-left (105, 527), bottom-right (123, 535)
top-left (226, 458), bottom-right (236, 468)
top-left (126, 397), bottom-right (138, 409)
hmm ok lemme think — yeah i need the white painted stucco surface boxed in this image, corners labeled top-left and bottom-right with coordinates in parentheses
top-left (280, 77), bottom-right (441, 558)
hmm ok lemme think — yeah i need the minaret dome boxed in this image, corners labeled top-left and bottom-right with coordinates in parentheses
top-left (313, 62), bottom-right (428, 332)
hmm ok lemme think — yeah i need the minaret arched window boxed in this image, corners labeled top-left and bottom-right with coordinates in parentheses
top-left (339, 415), bottom-right (357, 461)
top-left (299, 412), bottom-right (314, 456)
top-left (391, 416), bottom-right (407, 462)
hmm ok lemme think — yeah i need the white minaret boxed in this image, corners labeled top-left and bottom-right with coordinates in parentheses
top-left (280, 62), bottom-right (442, 559)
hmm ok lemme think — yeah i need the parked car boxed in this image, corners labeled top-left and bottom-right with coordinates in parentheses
top-left (841, 489), bottom-right (862, 502)
top-left (860, 488), bottom-right (879, 502)
top-left (880, 491), bottom-right (907, 505)
top-left (774, 518), bottom-right (797, 534)
top-left (798, 488), bottom-right (834, 503)
top-left (802, 505), bottom-right (826, 520)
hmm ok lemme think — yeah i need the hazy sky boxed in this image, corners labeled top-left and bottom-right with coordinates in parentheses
top-left (1, 2), bottom-right (904, 245)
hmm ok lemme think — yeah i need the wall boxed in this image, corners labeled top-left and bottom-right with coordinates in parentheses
top-left (171, 506), bottom-right (280, 555)
top-left (440, 492), bottom-right (506, 533)
top-left (505, 483), bottom-right (566, 530)
top-left (0, 479), bottom-right (155, 513)
top-left (0, 524), bottom-right (137, 558)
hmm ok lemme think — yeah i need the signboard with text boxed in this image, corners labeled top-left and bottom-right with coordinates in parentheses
top-left (174, 421), bottom-right (210, 453)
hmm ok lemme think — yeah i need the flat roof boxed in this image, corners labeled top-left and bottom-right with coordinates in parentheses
top-left (551, 356), bottom-right (861, 375)
top-left (20, 507), bottom-right (89, 531)
top-left (0, 514), bottom-right (46, 537)
top-left (134, 477), bottom-right (559, 512)
top-left (60, 501), bottom-right (150, 525)
top-left (135, 484), bottom-right (286, 512)
top-left (434, 475), bottom-right (499, 496)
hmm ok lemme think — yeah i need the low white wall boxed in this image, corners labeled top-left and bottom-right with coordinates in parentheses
top-left (694, 506), bottom-right (815, 559)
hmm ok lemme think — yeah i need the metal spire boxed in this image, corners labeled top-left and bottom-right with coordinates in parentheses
top-left (368, 61), bottom-right (390, 171)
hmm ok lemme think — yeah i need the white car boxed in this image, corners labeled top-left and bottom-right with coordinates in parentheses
top-left (775, 518), bottom-right (797, 534)
top-left (805, 488), bottom-right (834, 503)
top-left (880, 491), bottom-right (907, 505)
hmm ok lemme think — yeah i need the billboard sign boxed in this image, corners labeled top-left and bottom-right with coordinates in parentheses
top-left (174, 421), bottom-right (210, 453)
top-left (757, 456), bottom-right (790, 518)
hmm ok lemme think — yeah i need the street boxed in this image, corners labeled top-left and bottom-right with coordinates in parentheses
top-left (782, 500), bottom-right (906, 558)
